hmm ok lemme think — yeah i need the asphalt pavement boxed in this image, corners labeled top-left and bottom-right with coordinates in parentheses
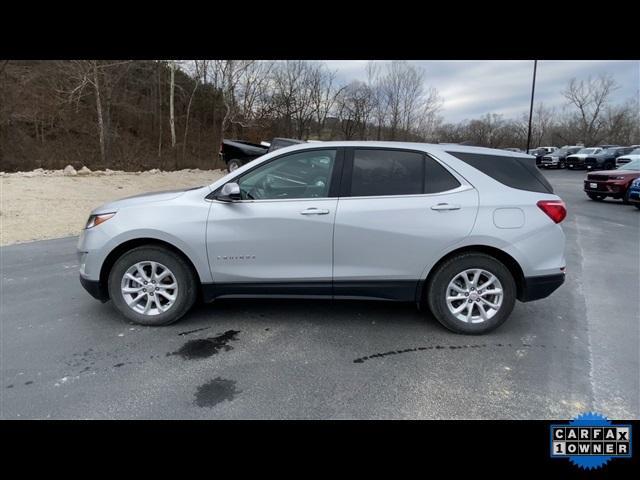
top-left (1, 168), bottom-right (638, 419)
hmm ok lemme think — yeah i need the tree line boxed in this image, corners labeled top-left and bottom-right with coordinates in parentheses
top-left (1, 60), bottom-right (637, 172)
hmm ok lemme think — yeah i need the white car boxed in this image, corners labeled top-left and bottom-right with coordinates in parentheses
top-left (77, 142), bottom-right (567, 334)
top-left (616, 148), bottom-right (640, 167)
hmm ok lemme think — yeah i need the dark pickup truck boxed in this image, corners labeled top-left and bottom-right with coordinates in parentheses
top-left (220, 137), bottom-right (305, 172)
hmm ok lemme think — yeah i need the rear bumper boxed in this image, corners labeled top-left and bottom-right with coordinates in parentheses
top-left (519, 273), bottom-right (565, 302)
top-left (79, 274), bottom-right (109, 302)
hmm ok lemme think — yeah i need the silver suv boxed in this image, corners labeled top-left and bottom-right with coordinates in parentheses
top-left (78, 142), bottom-right (567, 334)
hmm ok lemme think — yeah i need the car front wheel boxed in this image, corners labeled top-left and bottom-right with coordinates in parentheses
top-left (427, 253), bottom-right (516, 334)
top-left (108, 245), bottom-right (197, 326)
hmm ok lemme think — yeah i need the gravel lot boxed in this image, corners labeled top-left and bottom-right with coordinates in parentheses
top-left (0, 168), bottom-right (225, 246)
top-left (0, 168), bottom-right (638, 419)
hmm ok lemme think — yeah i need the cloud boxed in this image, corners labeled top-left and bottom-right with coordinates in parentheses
top-left (324, 60), bottom-right (639, 123)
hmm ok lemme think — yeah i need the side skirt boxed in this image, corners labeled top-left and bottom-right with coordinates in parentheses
top-left (201, 280), bottom-right (419, 303)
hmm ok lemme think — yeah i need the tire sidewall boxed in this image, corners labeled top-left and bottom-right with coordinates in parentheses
top-left (227, 159), bottom-right (241, 172)
top-left (428, 254), bottom-right (516, 335)
top-left (108, 246), bottom-right (196, 326)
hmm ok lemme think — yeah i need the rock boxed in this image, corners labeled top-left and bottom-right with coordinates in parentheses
top-left (77, 166), bottom-right (92, 175)
top-left (63, 165), bottom-right (77, 176)
top-left (146, 168), bottom-right (160, 174)
top-left (104, 169), bottom-right (114, 175)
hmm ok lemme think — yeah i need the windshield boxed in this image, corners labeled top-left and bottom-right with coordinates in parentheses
top-left (577, 148), bottom-right (597, 154)
top-left (619, 159), bottom-right (640, 170)
top-left (553, 148), bottom-right (569, 156)
top-left (630, 148), bottom-right (640, 155)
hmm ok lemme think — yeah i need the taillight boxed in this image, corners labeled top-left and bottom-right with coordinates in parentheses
top-left (537, 200), bottom-right (567, 224)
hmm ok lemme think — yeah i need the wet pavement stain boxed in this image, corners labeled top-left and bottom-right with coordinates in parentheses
top-left (168, 330), bottom-right (240, 360)
top-left (113, 363), bottom-right (125, 368)
top-left (353, 342), bottom-right (550, 363)
top-left (24, 381), bottom-right (33, 385)
top-left (178, 326), bottom-right (211, 336)
top-left (6, 384), bottom-right (14, 389)
top-left (194, 377), bottom-right (240, 408)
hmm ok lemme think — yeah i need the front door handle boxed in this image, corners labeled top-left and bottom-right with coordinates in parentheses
top-left (300, 208), bottom-right (330, 215)
top-left (430, 203), bottom-right (461, 211)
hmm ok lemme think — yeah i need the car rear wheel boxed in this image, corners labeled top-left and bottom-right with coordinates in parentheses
top-left (587, 193), bottom-right (606, 201)
top-left (227, 159), bottom-right (242, 172)
top-left (427, 253), bottom-right (516, 335)
top-left (108, 245), bottom-right (197, 326)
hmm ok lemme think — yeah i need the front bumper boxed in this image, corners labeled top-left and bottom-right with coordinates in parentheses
top-left (583, 180), bottom-right (626, 196)
top-left (519, 273), bottom-right (565, 302)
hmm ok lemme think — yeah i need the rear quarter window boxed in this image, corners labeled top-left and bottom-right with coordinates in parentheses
top-left (446, 151), bottom-right (553, 194)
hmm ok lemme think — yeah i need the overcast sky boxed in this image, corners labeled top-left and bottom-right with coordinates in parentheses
top-left (324, 60), bottom-right (639, 123)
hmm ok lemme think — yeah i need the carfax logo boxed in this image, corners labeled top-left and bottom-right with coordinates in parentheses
top-left (550, 412), bottom-right (632, 470)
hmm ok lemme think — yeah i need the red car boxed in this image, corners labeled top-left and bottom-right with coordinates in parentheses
top-left (583, 159), bottom-right (640, 203)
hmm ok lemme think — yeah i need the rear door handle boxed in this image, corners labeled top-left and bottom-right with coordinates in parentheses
top-left (300, 208), bottom-right (330, 215)
top-left (430, 203), bottom-right (461, 211)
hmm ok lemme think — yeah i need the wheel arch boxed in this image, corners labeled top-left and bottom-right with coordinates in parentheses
top-left (416, 245), bottom-right (526, 306)
top-left (99, 238), bottom-right (202, 301)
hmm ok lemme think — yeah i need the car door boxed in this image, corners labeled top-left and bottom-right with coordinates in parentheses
top-left (206, 148), bottom-right (342, 289)
top-left (332, 148), bottom-right (478, 300)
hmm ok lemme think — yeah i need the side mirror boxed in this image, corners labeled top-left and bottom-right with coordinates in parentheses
top-left (217, 182), bottom-right (241, 202)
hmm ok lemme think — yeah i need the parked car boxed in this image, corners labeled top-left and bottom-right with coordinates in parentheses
top-left (77, 142), bottom-right (566, 335)
top-left (615, 148), bottom-right (640, 167)
top-left (584, 146), bottom-right (635, 170)
top-left (527, 147), bottom-right (548, 167)
top-left (583, 158), bottom-right (640, 203)
top-left (566, 147), bottom-right (603, 169)
top-left (541, 146), bottom-right (582, 169)
top-left (504, 147), bottom-right (523, 153)
top-left (627, 177), bottom-right (640, 209)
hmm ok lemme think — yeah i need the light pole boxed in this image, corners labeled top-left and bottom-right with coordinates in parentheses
top-left (525, 60), bottom-right (538, 153)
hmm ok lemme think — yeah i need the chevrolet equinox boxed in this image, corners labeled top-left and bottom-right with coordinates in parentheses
top-left (78, 142), bottom-right (566, 334)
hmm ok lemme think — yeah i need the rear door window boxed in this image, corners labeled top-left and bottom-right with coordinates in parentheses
top-left (350, 149), bottom-right (424, 197)
top-left (424, 156), bottom-right (461, 193)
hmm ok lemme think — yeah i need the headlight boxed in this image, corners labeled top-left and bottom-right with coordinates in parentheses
top-left (85, 212), bottom-right (116, 229)
top-left (613, 176), bottom-right (626, 180)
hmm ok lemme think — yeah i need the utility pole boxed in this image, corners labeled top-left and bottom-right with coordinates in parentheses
top-left (525, 60), bottom-right (538, 154)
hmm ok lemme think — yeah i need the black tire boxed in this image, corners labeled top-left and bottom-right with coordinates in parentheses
top-left (426, 253), bottom-right (516, 335)
top-left (108, 245), bottom-right (198, 326)
top-left (559, 160), bottom-right (566, 169)
top-left (587, 193), bottom-right (606, 201)
top-left (227, 159), bottom-right (242, 172)
top-left (635, 204), bottom-right (640, 210)
top-left (623, 189), bottom-right (631, 205)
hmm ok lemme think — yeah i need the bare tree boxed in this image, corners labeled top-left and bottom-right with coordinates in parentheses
top-left (60, 60), bottom-right (131, 166)
top-left (182, 60), bottom-right (205, 161)
top-left (562, 74), bottom-right (619, 146)
top-left (169, 60), bottom-right (177, 149)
